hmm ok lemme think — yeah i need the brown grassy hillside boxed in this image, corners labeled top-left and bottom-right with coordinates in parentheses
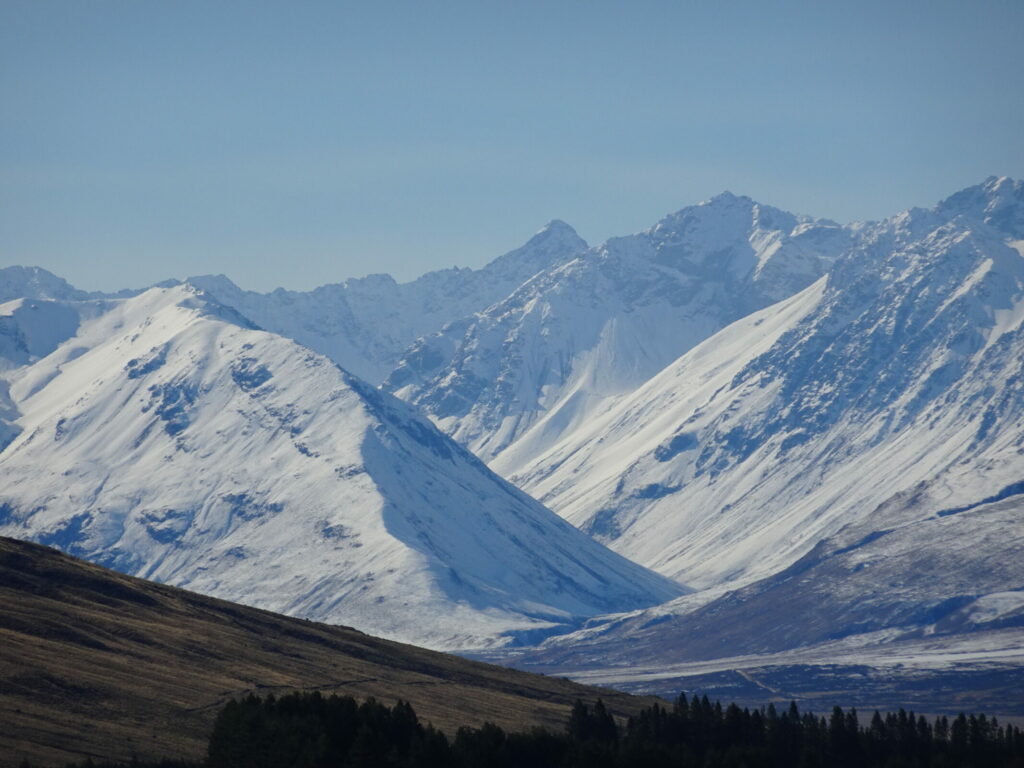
top-left (0, 537), bottom-right (657, 767)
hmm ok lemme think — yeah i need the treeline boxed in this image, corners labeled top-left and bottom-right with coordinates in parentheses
top-left (56, 691), bottom-right (1024, 768)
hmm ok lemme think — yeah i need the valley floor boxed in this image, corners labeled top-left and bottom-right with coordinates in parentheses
top-left (487, 628), bottom-right (1024, 719)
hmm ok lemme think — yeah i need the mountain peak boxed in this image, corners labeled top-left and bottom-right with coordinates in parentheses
top-left (687, 191), bottom-right (761, 214)
top-left (648, 191), bottom-right (764, 238)
top-left (0, 266), bottom-right (87, 303)
top-left (704, 190), bottom-right (749, 205)
top-left (0, 285), bottom-right (680, 649)
top-left (480, 220), bottom-right (588, 283)
top-left (936, 176), bottom-right (1024, 238)
top-left (185, 273), bottom-right (241, 296)
top-left (538, 218), bottom-right (577, 235)
top-left (524, 219), bottom-right (586, 249)
top-left (983, 174), bottom-right (1015, 190)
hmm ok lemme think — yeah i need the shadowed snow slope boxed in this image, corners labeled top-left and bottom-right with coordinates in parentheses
top-left (0, 285), bottom-right (680, 650)
top-left (188, 221), bottom-right (587, 384)
top-left (384, 194), bottom-right (850, 469)
top-left (515, 492), bottom-right (1024, 705)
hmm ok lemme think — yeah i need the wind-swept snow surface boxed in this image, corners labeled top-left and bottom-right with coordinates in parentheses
top-left (0, 285), bottom-right (680, 650)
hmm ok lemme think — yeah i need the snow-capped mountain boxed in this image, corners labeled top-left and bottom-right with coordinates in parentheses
top-left (0, 266), bottom-right (91, 303)
top-left (384, 194), bottom-right (851, 470)
top-left (2, 177), bottom-right (1020, 703)
top-left (0, 265), bottom-right (161, 305)
top-left (497, 177), bottom-right (1024, 688)
top-left (0, 284), bottom-right (680, 650)
top-left (508, 176), bottom-right (1024, 590)
top-left (189, 220), bottom-right (587, 384)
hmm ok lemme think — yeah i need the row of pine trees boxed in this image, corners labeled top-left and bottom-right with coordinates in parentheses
top-left (57, 691), bottom-right (1024, 768)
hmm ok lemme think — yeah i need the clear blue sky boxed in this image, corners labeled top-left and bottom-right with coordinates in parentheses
top-left (2, 0), bottom-right (1023, 292)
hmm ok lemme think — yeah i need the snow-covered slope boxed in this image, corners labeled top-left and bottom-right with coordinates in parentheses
top-left (0, 296), bottom-right (119, 447)
top-left (189, 221), bottom-right (587, 383)
top-left (502, 178), bottom-right (1024, 692)
top-left (0, 284), bottom-right (680, 650)
top-left (512, 177), bottom-right (1024, 591)
top-left (385, 194), bottom-right (850, 469)
top-left (0, 297), bottom-right (120, 373)
top-left (482, 176), bottom-right (1024, 676)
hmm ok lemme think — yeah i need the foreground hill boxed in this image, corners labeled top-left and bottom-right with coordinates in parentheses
top-left (0, 285), bottom-right (679, 650)
top-left (0, 536), bottom-right (659, 768)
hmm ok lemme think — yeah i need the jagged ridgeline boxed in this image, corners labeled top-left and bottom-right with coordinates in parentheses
top-left (1, 177), bottom-right (1023, 710)
top-left (50, 693), bottom-right (1024, 768)
top-left (502, 177), bottom-right (1024, 699)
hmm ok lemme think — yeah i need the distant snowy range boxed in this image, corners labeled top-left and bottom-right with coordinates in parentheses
top-left (2, 176), bottom-right (1022, 713)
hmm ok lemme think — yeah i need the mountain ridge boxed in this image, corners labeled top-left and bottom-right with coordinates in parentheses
top-left (471, 177), bottom-right (1024, 706)
top-left (186, 219), bottom-right (588, 383)
top-left (385, 191), bottom-right (852, 473)
top-left (2, 177), bottom-right (1021, 710)
top-left (505, 177), bottom-right (1024, 585)
top-left (0, 283), bottom-right (680, 651)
